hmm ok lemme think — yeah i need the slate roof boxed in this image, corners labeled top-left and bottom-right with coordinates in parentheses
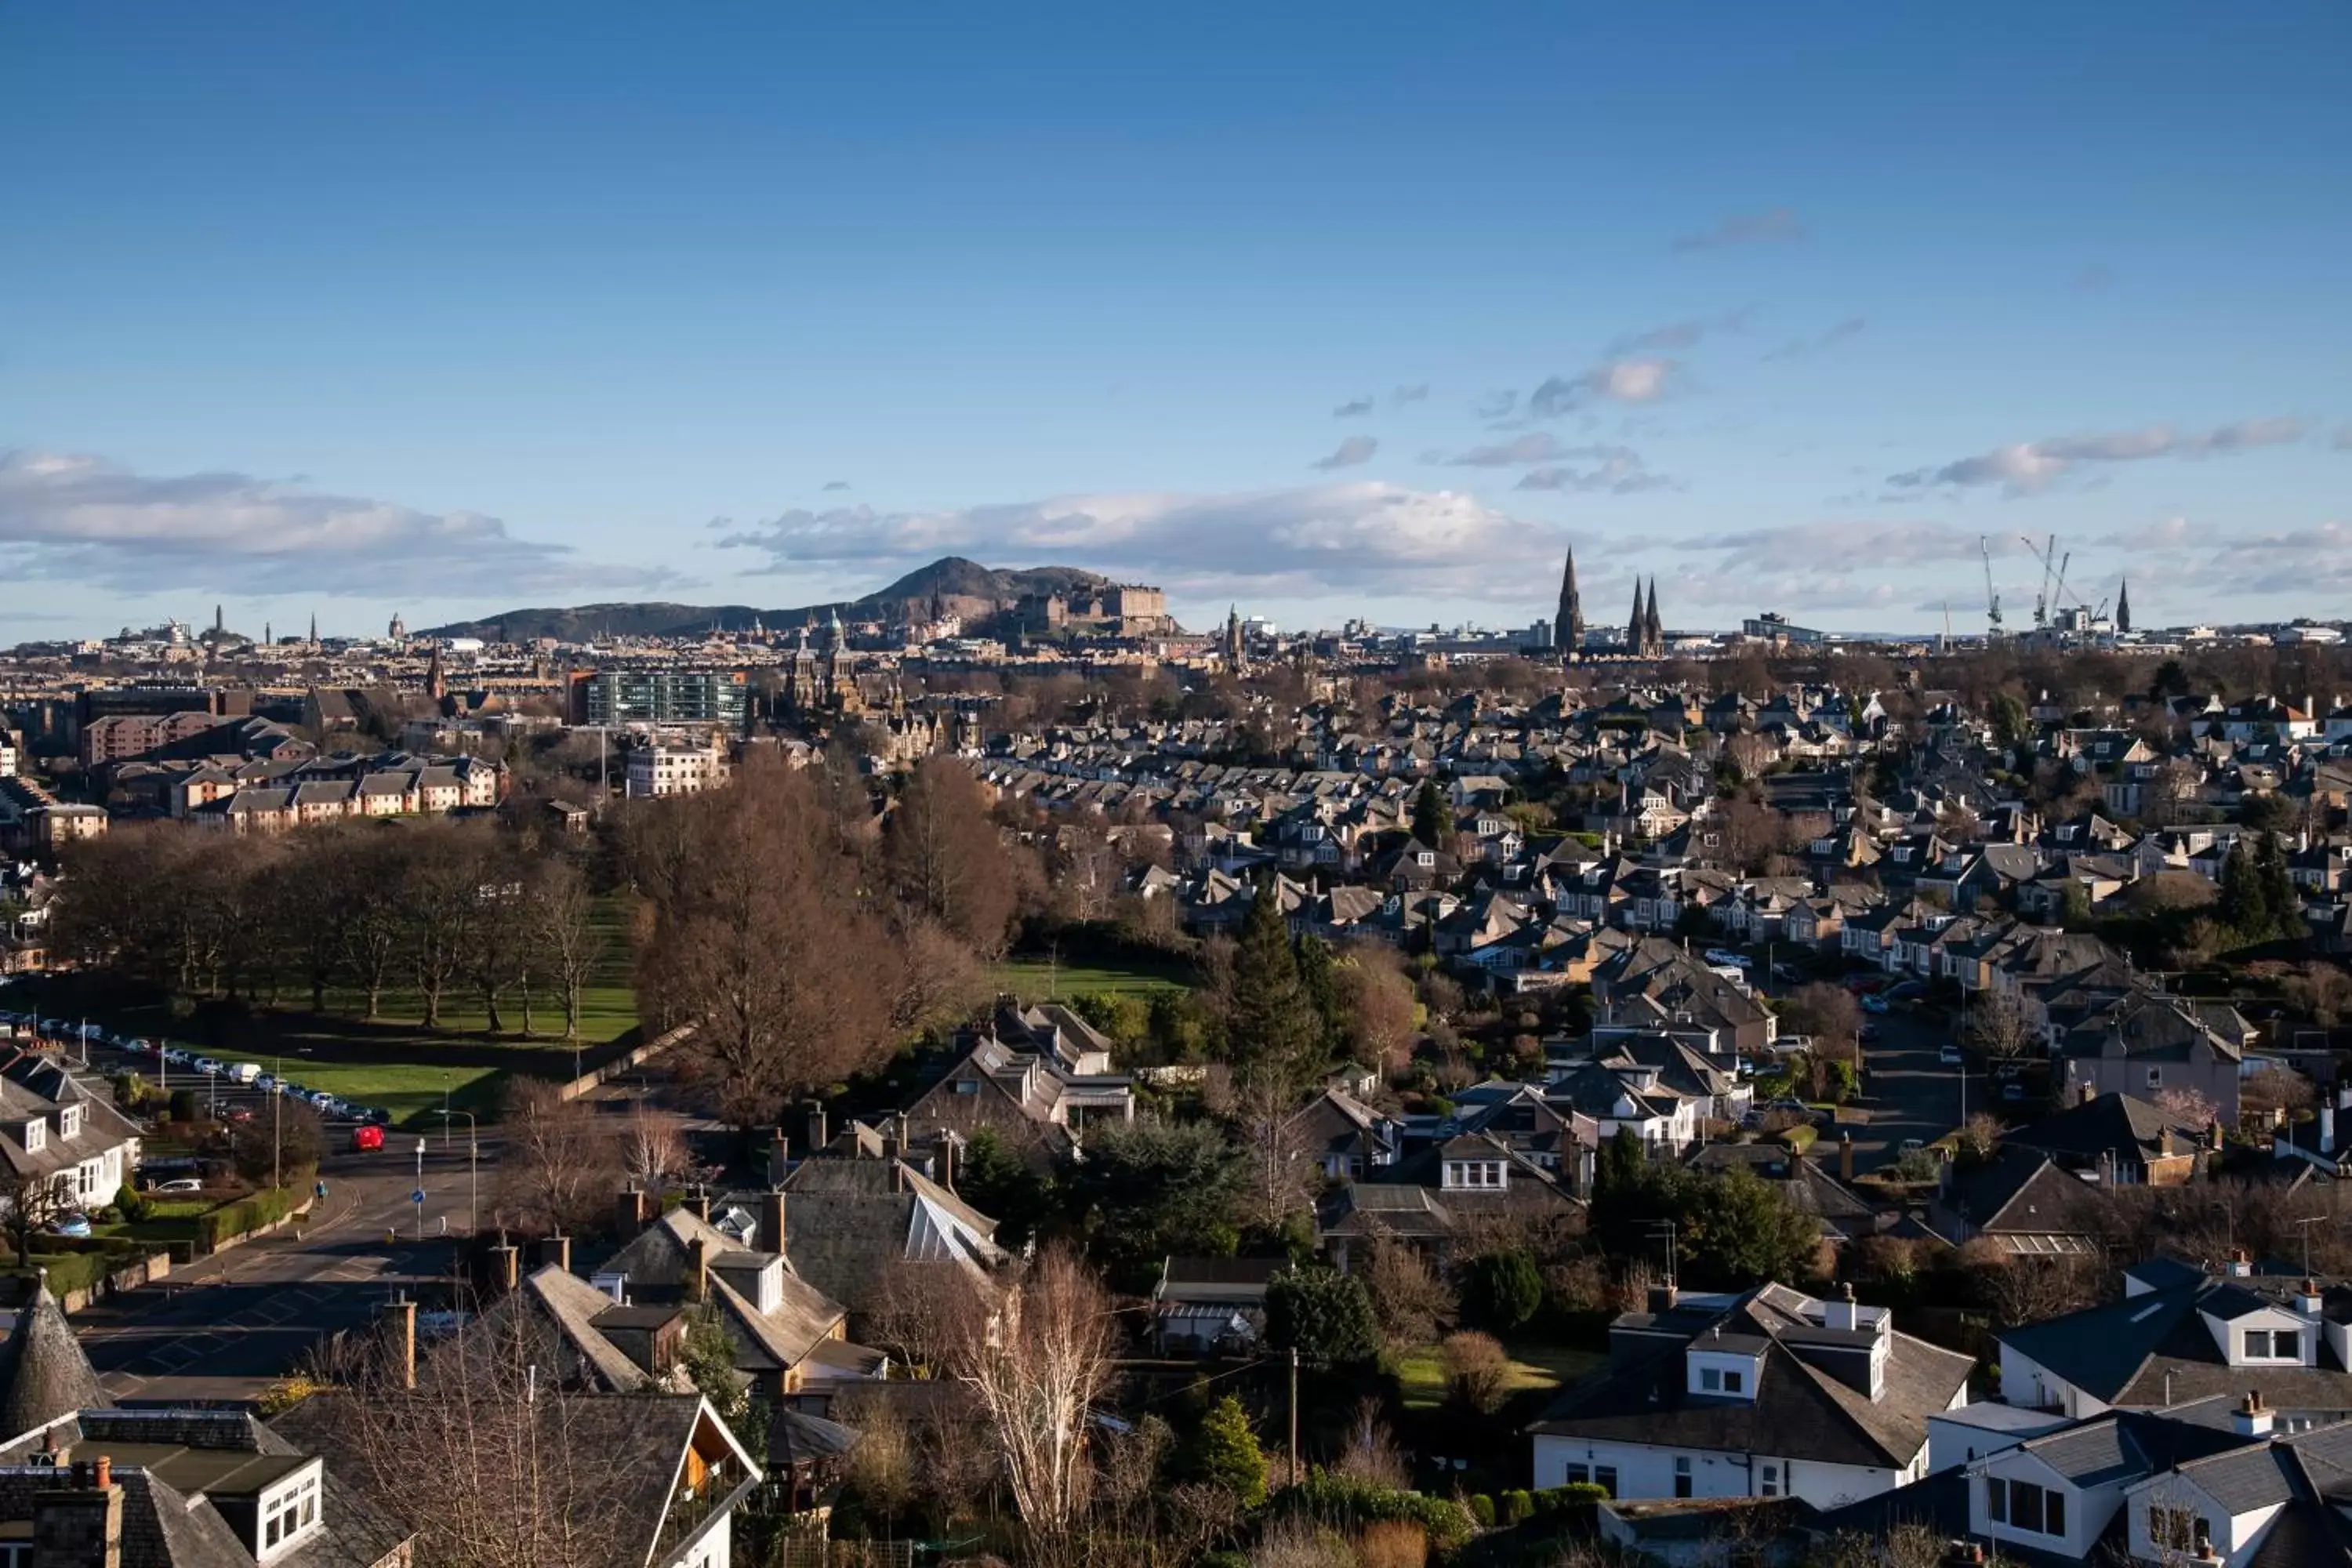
top-left (1998, 1269), bottom-right (2352, 1410)
top-left (0, 1276), bottom-right (107, 1441)
top-left (1529, 1284), bottom-right (1973, 1474)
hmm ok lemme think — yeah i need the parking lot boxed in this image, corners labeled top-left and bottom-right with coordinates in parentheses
top-left (1, 1011), bottom-right (394, 1140)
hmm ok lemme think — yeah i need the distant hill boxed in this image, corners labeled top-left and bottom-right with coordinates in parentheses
top-left (423, 557), bottom-right (1123, 642)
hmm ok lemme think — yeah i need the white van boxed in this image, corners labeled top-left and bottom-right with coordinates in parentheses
top-left (226, 1061), bottom-right (263, 1085)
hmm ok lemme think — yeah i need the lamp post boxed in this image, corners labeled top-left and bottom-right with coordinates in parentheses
top-left (437, 1109), bottom-right (479, 1234)
top-left (414, 1137), bottom-right (427, 1241)
top-left (442, 1073), bottom-right (452, 1150)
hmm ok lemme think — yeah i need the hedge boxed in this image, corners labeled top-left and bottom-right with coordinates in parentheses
top-left (5, 1251), bottom-right (114, 1298)
top-left (197, 1188), bottom-right (296, 1250)
top-left (1266, 1473), bottom-right (1478, 1549)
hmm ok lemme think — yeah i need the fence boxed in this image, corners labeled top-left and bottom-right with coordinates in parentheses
top-left (777, 1540), bottom-right (914, 1568)
top-left (553, 1024), bottom-right (695, 1103)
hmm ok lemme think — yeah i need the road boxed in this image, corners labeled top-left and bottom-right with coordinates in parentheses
top-left (28, 1032), bottom-right (499, 1404)
top-left (75, 1142), bottom-right (486, 1404)
top-left (1845, 1004), bottom-right (1999, 1173)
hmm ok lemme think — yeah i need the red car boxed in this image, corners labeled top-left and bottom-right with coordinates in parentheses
top-left (350, 1124), bottom-right (385, 1152)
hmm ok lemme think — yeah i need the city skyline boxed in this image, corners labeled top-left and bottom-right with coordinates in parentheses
top-left (4, 2), bottom-right (2348, 641)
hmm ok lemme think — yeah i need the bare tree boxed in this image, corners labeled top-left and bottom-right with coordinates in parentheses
top-left (618, 1107), bottom-right (702, 1193)
top-left (530, 855), bottom-right (604, 1042)
top-left (1967, 985), bottom-right (2047, 1062)
top-left (888, 1246), bottom-right (1117, 1560)
top-left (883, 755), bottom-right (1018, 957)
top-left (496, 1079), bottom-right (614, 1235)
top-left (1232, 1080), bottom-right (1319, 1237)
top-left (1336, 944), bottom-right (1418, 1073)
top-left (1364, 1232), bottom-right (1455, 1348)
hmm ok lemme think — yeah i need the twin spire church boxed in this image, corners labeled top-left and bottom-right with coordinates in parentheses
top-left (1555, 549), bottom-right (1662, 659)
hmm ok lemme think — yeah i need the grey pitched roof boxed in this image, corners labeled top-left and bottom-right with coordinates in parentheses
top-left (0, 1277), bottom-right (108, 1442)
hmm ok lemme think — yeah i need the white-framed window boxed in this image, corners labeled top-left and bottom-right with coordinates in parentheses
top-left (1758, 1461), bottom-right (1780, 1497)
top-left (1986, 1477), bottom-right (2065, 1537)
top-left (2245, 1328), bottom-right (2300, 1359)
top-left (1701, 1367), bottom-right (1720, 1391)
top-left (1672, 1455), bottom-right (1693, 1498)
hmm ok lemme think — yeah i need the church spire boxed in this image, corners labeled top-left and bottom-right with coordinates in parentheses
top-left (1556, 548), bottom-right (1584, 657)
top-left (1628, 578), bottom-right (1646, 653)
top-left (2115, 578), bottom-right (2132, 634)
top-left (1644, 579), bottom-right (1662, 654)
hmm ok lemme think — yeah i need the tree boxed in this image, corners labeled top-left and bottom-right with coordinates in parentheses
top-left (1264, 1268), bottom-right (1381, 1368)
top-left (1680, 1167), bottom-right (1823, 1290)
top-left (1410, 779), bottom-right (1454, 847)
top-left (1062, 1117), bottom-right (1244, 1290)
top-left (903, 1246), bottom-right (1120, 1552)
top-left (1187, 1395), bottom-right (1269, 1509)
top-left (1364, 1232), bottom-right (1456, 1348)
top-left (529, 856), bottom-right (604, 1042)
top-left (229, 1099), bottom-right (324, 1188)
top-left (2242, 1063), bottom-right (2316, 1128)
top-left (883, 756), bottom-right (1017, 956)
top-left (403, 821), bottom-right (489, 1029)
top-left (956, 1125), bottom-right (1057, 1250)
top-left (1966, 985), bottom-right (2045, 1062)
top-left (2219, 838), bottom-right (2271, 939)
top-left (1226, 880), bottom-right (1325, 1096)
top-left (632, 761), bottom-right (893, 1128)
top-left (495, 1078), bottom-right (613, 1235)
top-left (1462, 1249), bottom-right (1542, 1333)
top-left (0, 1169), bottom-right (71, 1264)
top-left (1334, 945), bottom-right (1418, 1072)
top-left (1777, 982), bottom-right (1860, 1051)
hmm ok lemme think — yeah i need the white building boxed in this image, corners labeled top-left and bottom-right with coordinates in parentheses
top-left (0, 1050), bottom-right (143, 1214)
top-left (625, 739), bottom-right (733, 799)
top-left (1528, 1282), bottom-right (1973, 1510)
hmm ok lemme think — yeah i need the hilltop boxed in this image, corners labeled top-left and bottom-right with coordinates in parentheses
top-left (422, 557), bottom-right (1122, 642)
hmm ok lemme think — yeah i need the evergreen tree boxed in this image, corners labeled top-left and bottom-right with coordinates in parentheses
top-left (2254, 833), bottom-right (2302, 942)
top-left (1265, 1268), bottom-right (1381, 1367)
top-left (1463, 1249), bottom-right (1543, 1333)
top-left (1229, 877), bottom-right (1326, 1092)
top-left (1679, 1166), bottom-right (1822, 1290)
top-left (1411, 778), bottom-right (1455, 846)
top-left (957, 1126), bottom-right (1055, 1250)
top-left (2219, 838), bottom-right (2269, 938)
top-left (1188, 1395), bottom-right (1269, 1508)
top-left (1294, 935), bottom-right (1343, 1053)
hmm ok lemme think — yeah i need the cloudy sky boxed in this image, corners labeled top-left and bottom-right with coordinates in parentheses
top-left (3, 3), bottom-right (2347, 639)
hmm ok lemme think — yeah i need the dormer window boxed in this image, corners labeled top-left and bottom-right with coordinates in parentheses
top-left (56, 1106), bottom-right (80, 1139)
top-left (1442, 1160), bottom-right (1505, 1190)
top-left (257, 1464), bottom-right (323, 1558)
top-left (1417, 851), bottom-right (1435, 868)
top-left (2244, 1328), bottom-right (2301, 1361)
top-left (20, 1120), bottom-right (42, 1153)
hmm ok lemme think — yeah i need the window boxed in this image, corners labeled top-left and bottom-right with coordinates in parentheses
top-left (1987, 1479), bottom-right (2064, 1537)
top-left (2151, 1505), bottom-right (2209, 1555)
top-left (1562, 1464), bottom-right (1588, 1486)
top-left (1673, 1456), bottom-right (1693, 1499)
top-left (1722, 1368), bottom-right (1744, 1394)
top-left (1593, 1465), bottom-right (1617, 1498)
top-left (1700, 1367), bottom-right (1721, 1392)
top-left (2146, 1067), bottom-right (2163, 1089)
top-left (2246, 1328), bottom-right (2299, 1359)
top-left (1759, 1462), bottom-right (1780, 1498)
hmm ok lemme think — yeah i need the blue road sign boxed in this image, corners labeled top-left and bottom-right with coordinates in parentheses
top-left (412, 1189), bottom-right (426, 1205)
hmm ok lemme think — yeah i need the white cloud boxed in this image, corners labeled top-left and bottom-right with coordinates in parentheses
top-left (1517, 451), bottom-right (1679, 494)
top-left (1312, 435), bottom-right (1380, 470)
top-left (1675, 520), bottom-right (1994, 575)
top-left (1889, 418), bottom-right (2307, 494)
top-left (0, 450), bottom-right (675, 597)
top-left (1527, 360), bottom-right (1679, 417)
top-left (1442, 434), bottom-right (1624, 467)
top-left (711, 481), bottom-right (1569, 603)
top-left (1671, 208), bottom-right (1806, 252)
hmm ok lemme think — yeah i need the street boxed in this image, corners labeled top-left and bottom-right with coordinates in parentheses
top-left (1845, 1004), bottom-right (1981, 1173)
top-left (75, 1142), bottom-right (485, 1404)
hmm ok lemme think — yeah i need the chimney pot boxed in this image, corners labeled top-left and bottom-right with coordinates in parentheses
top-left (93, 1456), bottom-right (109, 1491)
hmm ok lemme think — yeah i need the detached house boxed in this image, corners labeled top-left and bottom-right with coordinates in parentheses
top-left (0, 1050), bottom-right (142, 1214)
top-left (1528, 1282), bottom-right (1973, 1508)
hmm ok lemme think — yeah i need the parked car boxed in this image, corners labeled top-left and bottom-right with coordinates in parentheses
top-left (1770, 962), bottom-right (1804, 983)
top-left (153, 1176), bottom-right (206, 1194)
top-left (1860, 993), bottom-right (1892, 1014)
top-left (45, 1210), bottom-right (93, 1239)
top-left (2002, 1082), bottom-right (2027, 1102)
top-left (350, 1124), bottom-right (386, 1152)
top-left (1939, 1044), bottom-right (1964, 1065)
top-left (1899, 1138), bottom-right (1926, 1156)
top-left (1704, 949), bottom-right (1751, 969)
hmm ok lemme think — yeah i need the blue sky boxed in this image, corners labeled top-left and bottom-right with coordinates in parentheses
top-left (2, 2), bottom-right (2347, 639)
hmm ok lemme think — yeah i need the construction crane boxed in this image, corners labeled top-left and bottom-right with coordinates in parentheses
top-left (2017, 535), bottom-right (2106, 634)
top-left (2020, 532), bottom-right (2057, 630)
top-left (1979, 536), bottom-right (2003, 640)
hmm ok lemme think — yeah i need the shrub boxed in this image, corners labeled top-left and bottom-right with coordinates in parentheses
top-left (1468, 1494), bottom-right (1496, 1527)
top-left (1531, 1483), bottom-right (1609, 1517)
top-left (1354, 1520), bottom-right (1428, 1568)
top-left (1189, 1394), bottom-right (1269, 1508)
top-left (196, 1188), bottom-right (294, 1250)
top-left (168, 1089), bottom-right (198, 1123)
top-left (1268, 1473), bottom-right (1476, 1550)
top-left (1498, 1489), bottom-right (1532, 1526)
top-left (1442, 1330), bottom-right (1512, 1415)
top-left (1265, 1268), bottom-right (1381, 1368)
top-left (115, 1187), bottom-right (150, 1224)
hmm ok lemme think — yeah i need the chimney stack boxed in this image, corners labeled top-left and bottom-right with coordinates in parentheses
top-left (685, 1187), bottom-right (712, 1225)
top-left (2299, 1278), bottom-right (2325, 1315)
top-left (686, 1236), bottom-right (709, 1303)
top-left (933, 1131), bottom-right (956, 1192)
top-left (2233, 1389), bottom-right (2274, 1438)
top-left (33, 1458), bottom-right (123, 1568)
top-left (760, 1189), bottom-right (787, 1256)
top-left (2227, 1248), bottom-right (2252, 1279)
top-left (2322, 1104), bottom-right (2335, 1157)
top-left (1838, 1131), bottom-right (1855, 1185)
top-left (768, 1128), bottom-right (792, 1186)
top-left (543, 1232), bottom-right (571, 1274)
top-left (488, 1239), bottom-right (520, 1294)
top-left (615, 1185), bottom-right (649, 1240)
top-left (379, 1296), bottom-right (418, 1390)
top-left (804, 1099), bottom-right (829, 1156)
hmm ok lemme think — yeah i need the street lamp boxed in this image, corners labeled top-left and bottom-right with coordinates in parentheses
top-left (436, 1109), bottom-right (480, 1235)
top-left (442, 1073), bottom-right (452, 1150)
top-left (414, 1137), bottom-right (428, 1241)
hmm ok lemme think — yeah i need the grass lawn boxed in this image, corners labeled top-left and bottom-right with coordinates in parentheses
top-left (182, 1051), bottom-right (512, 1131)
top-left (990, 955), bottom-right (1192, 1001)
top-left (1392, 1339), bottom-right (1605, 1412)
